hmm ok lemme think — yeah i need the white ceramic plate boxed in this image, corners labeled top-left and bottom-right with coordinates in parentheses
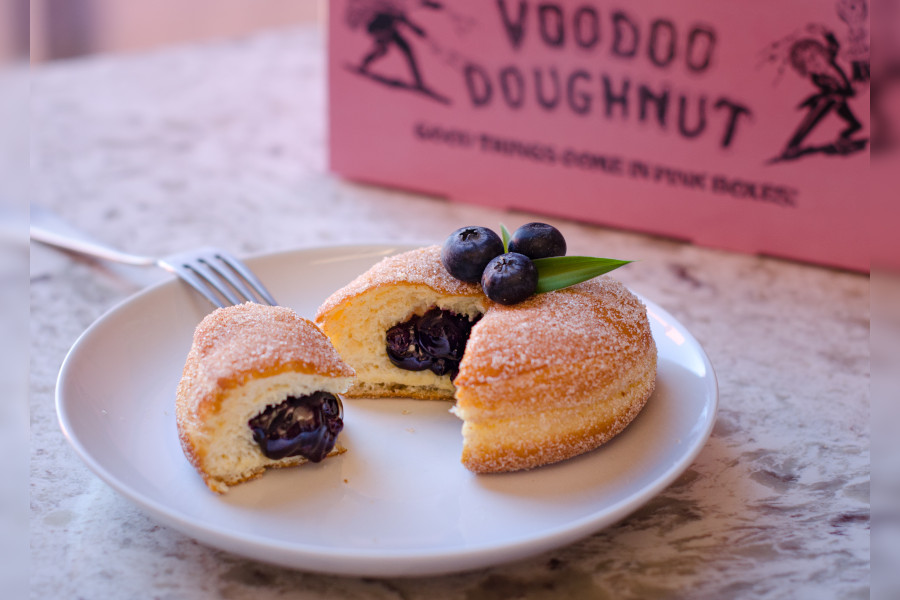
top-left (57, 245), bottom-right (718, 577)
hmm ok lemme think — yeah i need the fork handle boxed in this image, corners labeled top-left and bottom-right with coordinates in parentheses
top-left (30, 206), bottom-right (155, 267)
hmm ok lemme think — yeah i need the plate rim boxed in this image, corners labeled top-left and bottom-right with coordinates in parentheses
top-left (55, 243), bottom-right (719, 577)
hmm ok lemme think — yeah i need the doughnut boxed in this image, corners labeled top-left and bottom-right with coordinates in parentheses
top-left (176, 303), bottom-right (356, 493)
top-left (315, 246), bottom-right (489, 400)
top-left (315, 246), bottom-right (657, 473)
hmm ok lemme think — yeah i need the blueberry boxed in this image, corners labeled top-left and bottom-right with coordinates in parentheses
top-left (481, 252), bottom-right (538, 305)
top-left (386, 317), bottom-right (433, 371)
top-left (508, 222), bottom-right (566, 259)
top-left (441, 226), bottom-right (504, 283)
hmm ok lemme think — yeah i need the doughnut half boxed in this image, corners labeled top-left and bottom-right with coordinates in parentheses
top-left (176, 303), bottom-right (356, 493)
top-left (315, 246), bottom-right (657, 473)
top-left (453, 277), bottom-right (657, 473)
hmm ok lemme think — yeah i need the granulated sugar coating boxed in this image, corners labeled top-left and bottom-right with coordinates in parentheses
top-left (457, 277), bottom-right (650, 391)
top-left (192, 303), bottom-right (353, 378)
top-left (316, 246), bottom-right (483, 318)
top-left (180, 303), bottom-right (355, 420)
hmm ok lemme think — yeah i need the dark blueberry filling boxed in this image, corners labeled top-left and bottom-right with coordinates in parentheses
top-left (385, 308), bottom-right (480, 380)
top-left (384, 315), bottom-right (433, 371)
top-left (248, 392), bottom-right (343, 462)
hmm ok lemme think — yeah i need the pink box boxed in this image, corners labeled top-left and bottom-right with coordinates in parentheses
top-left (328, 0), bottom-right (871, 272)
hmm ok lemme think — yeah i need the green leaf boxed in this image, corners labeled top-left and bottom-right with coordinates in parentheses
top-left (499, 223), bottom-right (511, 253)
top-left (532, 256), bottom-right (633, 293)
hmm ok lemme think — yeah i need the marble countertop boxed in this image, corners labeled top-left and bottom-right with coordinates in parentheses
top-left (30, 26), bottom-right (870, 599)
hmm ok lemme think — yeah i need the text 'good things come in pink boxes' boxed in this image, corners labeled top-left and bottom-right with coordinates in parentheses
top-left (329, 0), bottom-right (871, 271)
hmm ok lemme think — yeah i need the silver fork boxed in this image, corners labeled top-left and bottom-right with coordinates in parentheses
top-left (30, 206), bottom-right (277, 308)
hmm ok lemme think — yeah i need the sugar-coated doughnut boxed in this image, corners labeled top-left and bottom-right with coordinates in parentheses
top-left (315, 246), bottom-right (656, 473)
top-left (176, 303), bottom-right (356, 493)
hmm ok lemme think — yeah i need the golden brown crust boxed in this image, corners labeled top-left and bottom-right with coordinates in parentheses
top-left (315, 245), bottom-right (484, 323)
top-left (177, 303), bottom-right (354, 423)
top-left (176, 303), bottom-right (355, 491)
top-left (342, 380), bottom-right (455, 401)
top-left (454, 277), bottom-right (656, 472)
top-left (197, 445), bottom-right (348, 493)
top-left (189, 303), bottom-right (355, 382)
top-left (456, 350), bottom-right (656, 473)
top-left (455, 277), bottom-right (654, 411)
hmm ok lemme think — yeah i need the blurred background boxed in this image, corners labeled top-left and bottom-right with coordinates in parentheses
top-left (0, 1), bottom-right (29, 599)
top-left (30, 0), bottom-right (321, 62)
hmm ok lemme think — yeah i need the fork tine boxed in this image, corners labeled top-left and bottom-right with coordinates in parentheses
top-left (159, 249), bottom-right (276, 308)
top-left (214, 252), bottom-right (277, 306)
top-left (201, 254), bottom-right (264, 304)
top-left (167, 263), bottom-right (229, 308)
top-left (185, 260), bottom-right (244, 306)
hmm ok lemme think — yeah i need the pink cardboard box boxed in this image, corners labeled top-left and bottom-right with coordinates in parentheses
top-left (328, 0), bottom-right (871, 272)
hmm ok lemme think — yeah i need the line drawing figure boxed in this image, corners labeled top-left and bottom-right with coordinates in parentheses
top-left (760, 19), bottom-right (868, 164)
top-left (345, 0), bottom-right (450, 104)
top-left (779, 32), bottom-right (865, 160)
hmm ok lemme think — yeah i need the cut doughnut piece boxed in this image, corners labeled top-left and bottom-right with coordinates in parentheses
top-left (315, 246), bottom-right (488, 400)
top-left (176, 303), bottom-right (355, 493)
